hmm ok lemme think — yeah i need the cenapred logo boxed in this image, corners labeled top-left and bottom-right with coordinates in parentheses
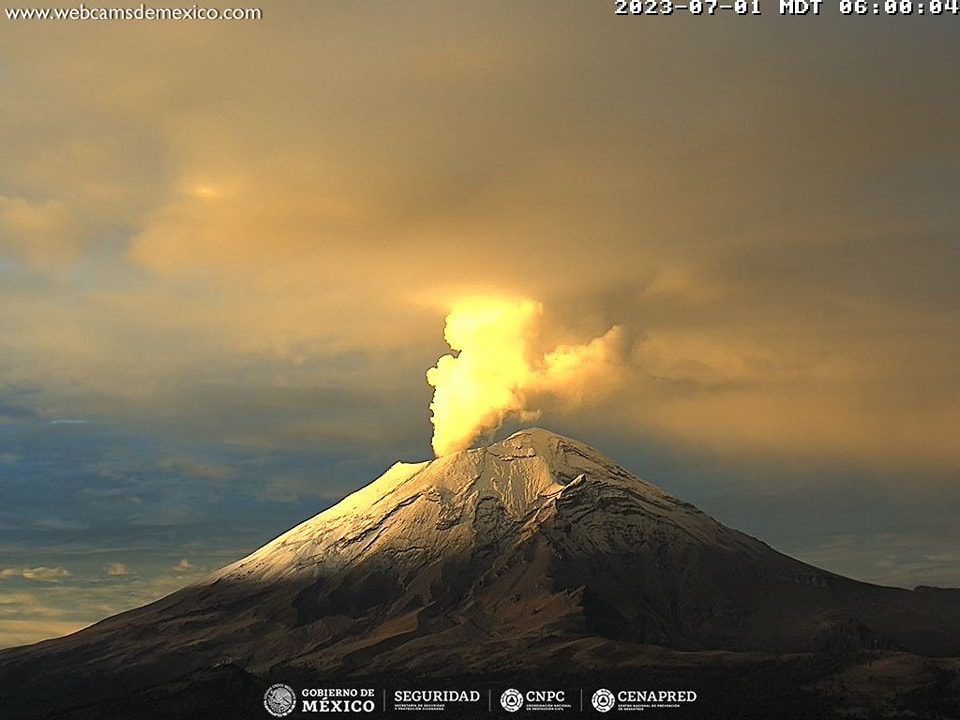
top-left (591, 688), bottom-right (616, 713)
top-left (500, 688), bottom-right (524, 712)
top-left (263, 683), bottom-right (297, 717)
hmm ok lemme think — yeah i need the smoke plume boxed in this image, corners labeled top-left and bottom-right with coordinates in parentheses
top-left (426, 297), bottom-right (626, 456)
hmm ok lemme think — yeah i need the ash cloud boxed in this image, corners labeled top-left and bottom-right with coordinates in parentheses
top-left (426, 297), bottom-right (631, 456)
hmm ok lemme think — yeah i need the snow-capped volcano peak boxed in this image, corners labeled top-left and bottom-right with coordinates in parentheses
top-left (215, 427), bottom-right (729, 587)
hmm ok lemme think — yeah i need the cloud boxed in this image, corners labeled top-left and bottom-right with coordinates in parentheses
top-left (104, 563), bottom-right (130, 576)
top-left (0, 566), bottom-right (71, 581)
top-left (172, 559), bottom-right (198, 573)
top-left (426, 297), bottom-right (630, 455)
top-left (257, 474), bottom-right (344, 505)
top-left (785, 531), bottom-right (960, 589)
top-left (0, 592), bottom-right (37, 605)
top-left (0, 0), bottom-right (955, 551)
top-left (0, 564), bottom-right (230, 649)
top-left (157, 457), bottom-right (234, 480)
top-left (0, 195), bottom-right (84, 266)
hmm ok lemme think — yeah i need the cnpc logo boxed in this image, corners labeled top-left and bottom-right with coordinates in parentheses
top-left (500, 688), bottom-right (524, 712)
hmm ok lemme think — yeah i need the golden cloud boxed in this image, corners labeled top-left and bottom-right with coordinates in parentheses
top-left (0, 3), bottom-right (957, 472)
top-left (0, 567), bottom-right (71, 582)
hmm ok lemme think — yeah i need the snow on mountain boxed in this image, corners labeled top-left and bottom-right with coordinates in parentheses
top-left (216, 428), bottom-right (755, 585)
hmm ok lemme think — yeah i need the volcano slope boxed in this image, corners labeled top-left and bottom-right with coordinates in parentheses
top-left (1, 428), bottom-right (958, 718)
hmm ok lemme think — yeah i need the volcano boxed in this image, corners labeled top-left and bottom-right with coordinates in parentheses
top-left (2, 428), bottom-right (959, 718)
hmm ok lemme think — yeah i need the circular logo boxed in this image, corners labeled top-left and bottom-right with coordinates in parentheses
top-left (263, 683), bottom-right (297, 717)
top-left (500, 688), bottom-right (524, 712)
top-left (592, 688), bottom-right (616, 713)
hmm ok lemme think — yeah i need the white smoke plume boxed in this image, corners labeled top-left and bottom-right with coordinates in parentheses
top-left (426, 297), bottom-right (627, 456)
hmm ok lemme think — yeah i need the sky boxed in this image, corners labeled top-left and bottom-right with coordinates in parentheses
top-left (1, 1), bottom-right (958, 648)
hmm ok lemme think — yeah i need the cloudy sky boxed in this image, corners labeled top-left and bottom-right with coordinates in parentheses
top-left (1, 1), bottom-right (958, 648)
